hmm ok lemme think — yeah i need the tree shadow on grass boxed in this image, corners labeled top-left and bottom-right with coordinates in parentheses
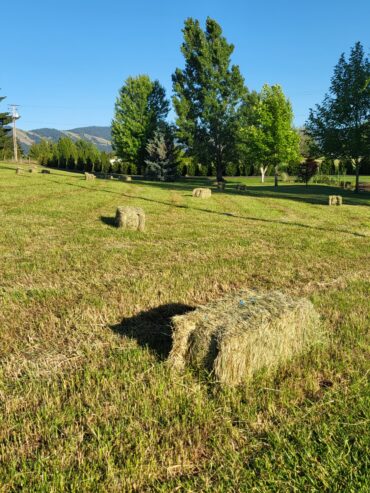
top-left (51, 179), bottom-right (368, 238)
top-left (110, 303), bottom-right (195, 359)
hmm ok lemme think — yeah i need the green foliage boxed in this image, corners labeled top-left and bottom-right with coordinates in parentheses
top-left (241, 84), bottom-right (300, 180)
top-left (172, 17), bottom-right (247, 180)
top-left (297, 158), bottom-right (319, 186)
top-left (145, 126), bottom-right (179, 181)
top-left (0, 92), bottom-right (12, 158)
top-left (306, 42), bottom-right (370, 191)
top-left (112, 75), bottom-right (169, 174)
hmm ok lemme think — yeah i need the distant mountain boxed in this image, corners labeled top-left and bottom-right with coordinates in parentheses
top-left (15, 126), bottom-right (112, 153)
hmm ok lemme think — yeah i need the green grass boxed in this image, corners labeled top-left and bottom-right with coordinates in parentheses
top-left (0, 162), bottom-right (369, 492)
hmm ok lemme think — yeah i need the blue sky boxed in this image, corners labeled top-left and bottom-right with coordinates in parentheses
top-left (2, 0), bottom-right (369, 130)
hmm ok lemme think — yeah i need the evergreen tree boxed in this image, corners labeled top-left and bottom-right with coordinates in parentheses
top-left (306, 42), bottom-right (370, 192)
top-left (0, 92), bottom-right (12, 158)
top-left (145, 126), bottom-right (179, 181)
top-left (241, 84), bottom-right (300, 184)
top-left (112, 75), bottom-right (169, 174)
top-left (172, 17), bottom-right (246, 181)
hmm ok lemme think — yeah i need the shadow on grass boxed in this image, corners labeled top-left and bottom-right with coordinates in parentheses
top-left (48, 178), bottom-right (368, 238)
top-left (100, 215), bottom-right (116, 227)
top-left (110, 303), bottom-right (194, 359)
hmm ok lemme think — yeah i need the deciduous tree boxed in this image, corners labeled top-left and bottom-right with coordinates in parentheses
top-left (112, 75), bottom-right (169, 174)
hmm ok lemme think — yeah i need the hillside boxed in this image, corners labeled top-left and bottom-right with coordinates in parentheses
top-left (14, 126), bottom-right (112, 153)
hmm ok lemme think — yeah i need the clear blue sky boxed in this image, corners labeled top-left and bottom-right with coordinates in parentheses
top-left (2, 0), bottom-right (369, 131)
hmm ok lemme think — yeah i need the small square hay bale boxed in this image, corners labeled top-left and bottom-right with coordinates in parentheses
top-left (84, 172), bottom-right (96, 180)
top-left (192, 188), bottom-right (212, 198)
top-left (41, 169), bottom-right (51, 174)
top-left (168, 291), bottom-right (320, 386)
top-left (119, 175), bottom-right (132, 182)
top-left (29, 167), bottom-right (37, 173)
top-left (216, 181), bottom-right (225, 191)
top-left (328, 195), bottom-right (342, 206)
top-left (115, 206), bottom-right (145, 231)
top-left (16, 167), bottom-right (23, 174)
top-left (236, 184), bottom-right (247, 191)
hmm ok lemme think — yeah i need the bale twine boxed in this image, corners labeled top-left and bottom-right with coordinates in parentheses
top-left (168, 291), bottom-right (320, 386)
top-left (84, 172), bottom-right (96, 180)
top-left (329, 195), bottom-right (342, 206)
top-left (115, 206), bottom-right (145, 231)
top-left (192, 188), bottom-right (212, 198)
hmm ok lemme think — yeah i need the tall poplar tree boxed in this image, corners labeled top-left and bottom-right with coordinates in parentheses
top-left (172, 17), bottom-right (246, 181)
top-left (112, 75), bottom-right (169, 174)
top-left (306, 42), bottom-right (370, 192)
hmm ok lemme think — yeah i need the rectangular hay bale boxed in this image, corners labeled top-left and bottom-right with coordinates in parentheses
top-left (115, 206), bottom-right (145, 231)
top-left (192, 188), bottom-right (212, 198)
top-left (168, 291), bottom-right (320, 386)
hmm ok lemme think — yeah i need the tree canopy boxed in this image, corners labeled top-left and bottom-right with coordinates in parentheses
top-left (172, 17), bottom-right (246, 181)
top-left (306, 42), bottom-right (370, 192)
top-left (0, 92), bottom-right (12, 159)
top-left (112, 75), bottom-right (169, 174)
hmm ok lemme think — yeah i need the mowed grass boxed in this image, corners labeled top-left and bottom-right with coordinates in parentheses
top-left (0, 162), bottom-right (369, 492)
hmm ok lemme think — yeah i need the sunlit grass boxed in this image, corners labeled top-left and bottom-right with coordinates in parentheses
top-left (0, 162), bottom-right (369, 491)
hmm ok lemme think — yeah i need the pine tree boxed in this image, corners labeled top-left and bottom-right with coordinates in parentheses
top-left (306, 42), bottom-right (370, 192)
top-left (145, 126), bottom-right (179, 181)
top-left (112, 75), bottom-right (169, 174)
top-left (172, 18), bottom-right (246, 181)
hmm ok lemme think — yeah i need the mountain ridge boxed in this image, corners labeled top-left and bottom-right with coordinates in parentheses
top-left (15, 126), bottom-right (112, 153)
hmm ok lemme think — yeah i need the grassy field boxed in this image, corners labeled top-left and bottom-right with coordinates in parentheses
top-left (0, 162), bottom-right (369, 492)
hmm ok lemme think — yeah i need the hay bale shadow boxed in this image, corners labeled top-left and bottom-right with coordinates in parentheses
top-left (100, 215), bottom-right (116, 227)
top-left (110, 303), bottom-right (195, 359)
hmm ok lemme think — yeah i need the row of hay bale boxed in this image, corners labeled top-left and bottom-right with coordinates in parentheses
top-left (16, 167), bottom-right (51, 175)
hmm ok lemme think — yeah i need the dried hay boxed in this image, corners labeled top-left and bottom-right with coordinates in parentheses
top-left (16, 167), bottom-right (23, 174)
top-left (29, 167), bottom-right (37, 173)
top-left (192, 188), bottom-right (212, 198)
top-left (236, 184), bottom-right (247, 191)
top-left (119, 175), bottom-right (132, 182)
top-left (168, 291), bottom-right (320, 386)
top-left (115, 206), bottom-right (145, 231)
top-left (329, 195), bottom-right (342, 206)
top-left (216, 181), bottom-right (225, 191)
top-left (85, 172), bottom-right (96, 180)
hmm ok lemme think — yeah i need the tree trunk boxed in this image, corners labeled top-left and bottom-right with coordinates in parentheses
top-left (355, 160), bottom-right (360, 193)
top-left (274, 166), bottom-right (278, 187)
top-left (260, 166), bottom-right (267, 183)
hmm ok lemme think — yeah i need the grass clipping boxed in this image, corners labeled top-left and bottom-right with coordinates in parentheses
top-left (168, 291), bottom-right (320, 386)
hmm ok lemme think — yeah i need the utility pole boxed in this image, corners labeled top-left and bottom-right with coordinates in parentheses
top-left (9, 104), bottom-right (20, 162)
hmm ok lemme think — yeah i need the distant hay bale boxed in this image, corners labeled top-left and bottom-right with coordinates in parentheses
top-left (16, 167), bottom-right (23, 175)
top-left (115, 206), bottom-right (145, 231)
top-left (192, 188), bottom-right (212, 198)
top-left (29, 167), bottom-right (37, 173)
top-left (119, 175), bottom-right (132, 182)
top-left (168, 291), bottom-right (320, 386)
top-left (329, 195), bottom-right (342, 206)
top-left (236, 184), bottom-right (247, 191)
top-left (84, 172), bottom-right (96, 181)
top-left (216, 181), bottom-right (225, 191)
top-left (41, 169), bottom-right (51, 174)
